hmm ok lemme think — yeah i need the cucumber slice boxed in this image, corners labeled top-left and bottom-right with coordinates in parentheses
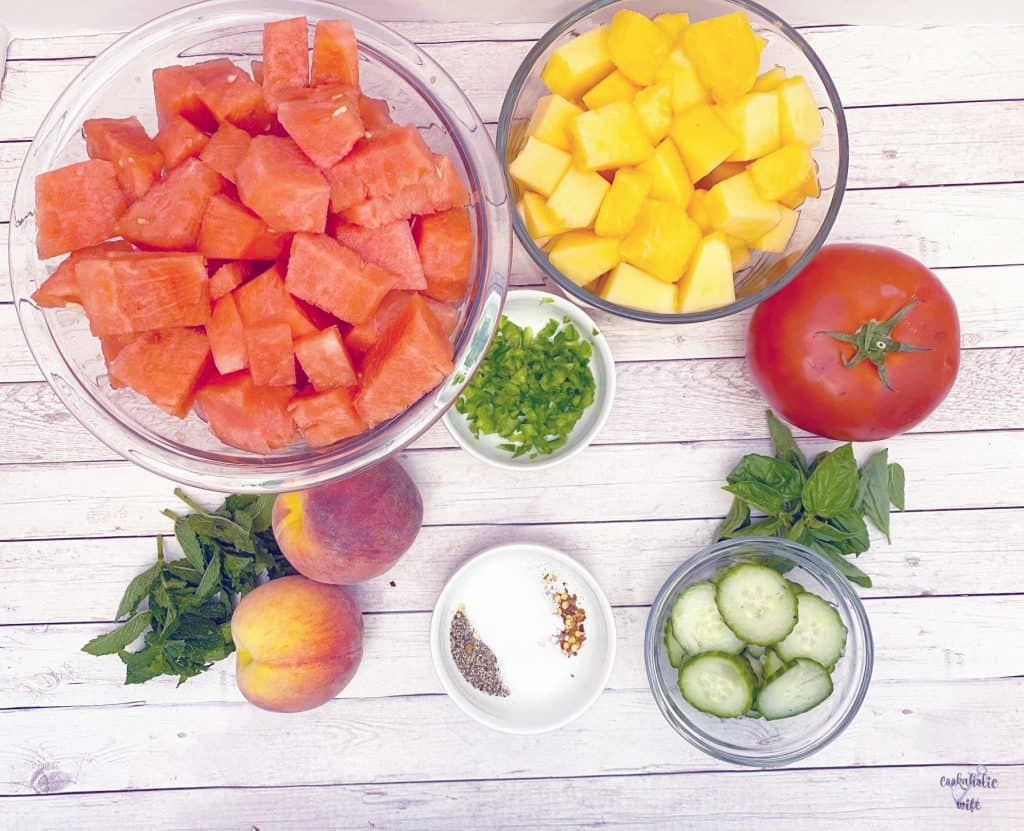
top-left (744, 650), bottom-right (765, 683)
top-left (744, 644), bottom-right (767, 659)
top-left (663, 619), bottom-right (687, 668)
top-left (785, 579), bottom-right (806, 595)
top-left (714, 563), bottom-right (798, 645)
top-left (677, 652), bottom-right (756, 718)
top-left (762, 648), bottom-right (785, 677)
top-left (669, 582), bottom-right (745, 655)
top-left (775, 592), bottom-right (848, 669)
top-left (756, 657), bottom-right (834, 720)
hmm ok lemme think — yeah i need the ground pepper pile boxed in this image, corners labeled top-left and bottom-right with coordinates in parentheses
top-left (449, 607), bottom-right (509, 697)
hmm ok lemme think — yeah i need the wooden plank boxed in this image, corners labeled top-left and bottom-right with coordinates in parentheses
top-left (0, 677), bottom-right (1021, 794)
top-left (4, 764), bottom-right (1021, 831)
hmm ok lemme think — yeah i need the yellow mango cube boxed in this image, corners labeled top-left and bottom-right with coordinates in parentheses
top-left (730, 243), bottom-right (752, 271)
top-left (669, 104), bottom-right (739, 182)
top-left (594, 168), bottom-right (651, 238)
top-left (508, 136), bottom-right (572, 197)
top-left (655, 48), bottom-right (709, 113)
top-left (677, 232), bottom-right (736, 312)
top-left (638, 139), bottom-right (694, 207)
top-left (608, 9), bottom-right (671, 86)
top-left (706, 171), bottom-right (782, 244)
top-left (571, 100), bottom-right (654, 170)
top-left (521, 191), bottom-right (568, 240)
top-left (527, 94), bottom-right (584, 152)
top-left (546, 166), bottom-right (611, 230)
top-left (542, 26), bottom-right (614, 101)
top-left (620, 199), bottom-right (701, 283)
top-left (682, 12), bottom-right (760, 103)
top-left (778, 172), bottom-right (819, 208)
top-left (687, 189), bottom-right (712, 233)
top-left (777, 76), bottom-right (823, 146)
top-left (654, 12), bottom-right (690, 39)
top-left (752, 66), bottom-right (786, 93)
top-left (582, 70), bottom-right (642, 110)
top-left (719, 92), bottom-right (780, 161)
top-left (600, 261), bottom-right (677, 314)
top-left (549, 231), bottom-right (621, 286)
top-left (753, 206), bottom-right (799, 253)
top-left (633, 83), bottom-right (673, 143)
top-left (748, 141), bottom-right (814, 201)
top-left (697, 160), bottom-right (747, 189)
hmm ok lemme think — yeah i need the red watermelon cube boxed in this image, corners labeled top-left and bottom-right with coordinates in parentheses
top-left (251, 60), bottom-right (264, 85)
top-left (155, 114), bottom-right (210, 169)
top-left (326, 124), bottom-right (434, 212)
top-left (358, 95), bottom-right (392, 133)
top-left (197, 194), bottom-right (289, 260)
top-left (345, 290), bottom-right (459, 356)
top-left (288, 387), bottom-right (366, 446)
top-left (262, 17), bottom-right (309, 111)
top-left (209, 261), bottom-right (252, 300)
top-left (331, 219), bottom-right (425, 291)
top-left (196, 62), bottom-right (271, 135)
top-left (293, 326), bottom-right (356, 392)
top-left (245, 321), bottom-right (295, 386)
top-left (234, 264), bottom-right (318, 338)
top-left (100, 332), bottom-right (138, 387)
top-left (199, 121), bottom-right (252, 184)
top-left (277, 85), bottom-right (363, 168)
top-left (207, 293), bottom-right (248, 375)
top-left (236, 135), bottom-right (329, 233)
top-left (109, 327), bottom-right (212, 417)
top-left (195, 372), bottom-right (297, 453)
top-left (32, 240), bottom-right (133, 308)
top-left (415, 207), bottom-right (474, 303)
top-left (153, 64), bottom-right (217, 132)
top-left (311, 20), bottom-right (359, 87)
top-left (83, 117), bottom-right (164, 201)
top-left (35, 160), bottom-right (128, 259)
top-left (342, 154), bottom-right (469, 228)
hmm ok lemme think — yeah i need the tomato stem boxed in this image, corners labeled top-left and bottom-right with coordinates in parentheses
top-left (822, 299), bottom-right (931, 391)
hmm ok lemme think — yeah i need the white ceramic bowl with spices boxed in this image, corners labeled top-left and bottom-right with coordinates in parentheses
top-left (429, 541), bottom-right (617, 734)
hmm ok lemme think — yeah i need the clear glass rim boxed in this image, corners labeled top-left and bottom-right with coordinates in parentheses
top-left (10, 0), bottom-right (512, 492)
top-left (643, 536), bottom-right (874, 767)
top-left (496, 0), bottom-right (850, 324)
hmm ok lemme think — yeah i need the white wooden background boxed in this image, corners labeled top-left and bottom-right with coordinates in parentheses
top-left (2, 1), bottom-right (1024, 828)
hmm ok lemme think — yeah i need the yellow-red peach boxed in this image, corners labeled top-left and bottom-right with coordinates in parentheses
top-left (272, 459), bottom-right (423, 584)
top-left (231, 575), bottom-right (363, 713)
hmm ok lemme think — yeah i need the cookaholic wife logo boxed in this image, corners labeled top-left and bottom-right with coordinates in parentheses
top-left (940, 766), bottom-right (999, 813)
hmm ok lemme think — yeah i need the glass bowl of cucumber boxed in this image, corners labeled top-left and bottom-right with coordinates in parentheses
top-left (644, 536), bottom-right (873, 767)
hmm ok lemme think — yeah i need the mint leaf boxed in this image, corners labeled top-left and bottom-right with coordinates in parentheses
top-left (82, 611), bottom-right (152, 656)
top-left (715, 496), bottom-right (750, 540)
top-left (856, 450), bottom-right (892, 542)
top-left (196, 551), bottom-right (221, 600)
top-left (888, 463), bottom-right (906, 510)
top-left (802, 443), bottom-right (858, 518)
top-left (725, 453), bottom-right (803, 515)
top-left (114, 562), bottom-right (160, 619)
top-left (174, 517), bottom-right (205, 570)
top-left (766, 410), bottom-right (806, 475)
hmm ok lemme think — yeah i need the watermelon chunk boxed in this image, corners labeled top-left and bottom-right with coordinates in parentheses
top-left (36, 160), bottom-right (128, 259)
top-left (32, 240), bottom-right (133, 308)
top-left (236, 135), bottom-right (329, 233)
top-left (311, 20), bottom-right (359, 87)
top-left (331, 219), bottom-right (425, 291)
top-left (198, 194), bottom-right (289, 260)
top-left (263, 17), bottom-right (309, 111)
top-left (277, 84), bottom-right (363, 168)
top-left (153, 64), bottom-right (217, 132)
top-left (293, 326), bottom-right (356, 391)
top-left (354, 294), bottom-right (455, 426)
top-left (345, 290), bottom-right (459, 356)
top-left (75, 252), bottom-right (211, 335)
top-left (109, 327), bottom-right (212, 417)
top-left (289, 387), bottom-right (366, 446)
top-left (83, 117), bottom-right (164, 201)
top-left (285, 232), bottom-right (396, 324)
top-left (233, 264), bottom-right (318, 338)
top-left (245, 321), bottom-right (296, 386)
top-left (358, 95), bottom-right (392, 133)
top-left (209, 261), bottom-right (252, 300)
top-left (195, 372), bottom-right (297, 453)
top-left (208, 294), bottom-right (248, 375)
top-left (100, 332), bottom-right (138, 387)
top-left (199, 121), bottom-right (252, 184)
top-left (251, 60), bottom-right (264, 85)
top-left (116, 158), bottom-right (222, 250)
top-left (342, 154), bottom-right (469, 228)
top-left (415, 208), bottom-right (474, 303)
top-left (326, 124), bottom-right (434, 212)
top-left (155, 114), bottom-right (210, 169)
top-left (196, 62), bottom-right (272, 135)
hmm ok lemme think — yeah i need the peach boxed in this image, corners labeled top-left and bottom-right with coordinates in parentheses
top-left (273, 458), bottom-right (423, 584)
top-left (231, 575), bottom-right (363, 713)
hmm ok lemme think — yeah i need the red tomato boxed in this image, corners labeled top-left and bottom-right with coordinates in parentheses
top-left (747, 244), bottom-right (960, 441)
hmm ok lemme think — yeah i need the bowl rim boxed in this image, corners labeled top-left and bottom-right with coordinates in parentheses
top-left (643, 536), bottom-right (874, 767)
top-left (10, 0), bottom-right (512, 492)
top-left (496, 0), bottom-right (850, 324)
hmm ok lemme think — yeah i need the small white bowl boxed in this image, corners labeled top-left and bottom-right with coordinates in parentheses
top-left (442, 289), bottom-right (615, 470)
top-left (429, 542), bottom-right (617, 734)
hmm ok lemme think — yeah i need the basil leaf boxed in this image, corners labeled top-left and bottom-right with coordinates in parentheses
top-left (82, 611), bottom-right (152, 656)
top-left (715, 497), bottom-right (750, 540)
top-left (802, 443), bottom-right (858, 518)
top-left (818, 509), bottom-right (870, 555)
top-left (856, 450), bottom-right (892, 542)
top-left (766, 410), bottom-right (806, 475)
top-left (888, 462), bottom-right (906, 511)
top-left (114, 562), bottom-right (160, 620)
top-left (725, 454), bottom-right (803, 515)
top-left (809, 542), bottom-right (873, 588)
top-left (196, 551), bottom-right (222, 601)
top-left (726, 517), bottom-right (781, 538)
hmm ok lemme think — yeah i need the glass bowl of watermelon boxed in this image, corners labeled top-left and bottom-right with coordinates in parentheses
top-left (10, 0), bottom-right (512, 491)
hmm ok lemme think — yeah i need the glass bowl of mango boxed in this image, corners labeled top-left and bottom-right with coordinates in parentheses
top-left (498, 0), bottom-right (847, 322)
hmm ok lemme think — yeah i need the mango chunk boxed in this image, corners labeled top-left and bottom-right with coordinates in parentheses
top-left (655, 48), bottom-right (709, 114)
top-left (654, 12), bottom-right (690, 39)
top-left (608, 9), bottom-right (671, 86)
top-left (752, 66), bottom-right (786, 93)
top-left (669, 104), bottom-right (739, 182)
top-left (509, 136), bottom-right (571, 197)
top-left (706, 171), bottom-right (782, 244)
top-left (571, 101), bottom-right (654, 170)
top-left (697, 160), bottom-right (747, 190)
top-left (638, 139), bottom-right (693, 207)
top-left (633, 83), bottom-right (674, 143)
top-left (582, 70), bottom-right (642, 110)
top-left (527, 94), bottom-right (584, 152)
top-left (753, 206), bottom-right (799, 253)
top-left (730, 243), bottom-right (752, 271)
top-left (549, 231), bottom-right (621, 286)
top-left (594, 168), bottom-right (652, 238)
top-left (521, 191), bottom-right (568, 239)
top-left (682, 12), bottom-right (760, 103)
top-left (777, 76), bottom-right (823, 146)
top-left (620, 199), bottom-right (701, 283)
top-left (719, 91), bottom-right (780, 161)
top-left (779, 173), bottom-right (819, 208)
top-left (687, 188), bottom-right (712, 233)
top-left (677, 232), bottom-right (736, 312)
top-left (748, 141), bottom-right (814, 201)
top-left (600, 261), bottom-right (677, 313)
top-left (541, 26), bottom-right (614, 101)
top-left (546, 166), bottom-right (611, 229)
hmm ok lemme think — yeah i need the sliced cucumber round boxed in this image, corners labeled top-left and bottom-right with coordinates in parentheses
top-left (785, 579), bottom-right (806, 596)
top-left (714, 563), bottom-right (798, 645)
top-left (663, 619), bottom-right (687, 668)
top-left (678, 652), bottom-right (756, 718)
top-left (775, 592), bottom-right (848, 669)
top-left (762, 647), bottom-right (785, 678)
top-left (669, 582), bottom-right (745, 655)
top-left (756, 658), bottom-right (834, 720)
top-left (744, 644), bottom-right (767, 659)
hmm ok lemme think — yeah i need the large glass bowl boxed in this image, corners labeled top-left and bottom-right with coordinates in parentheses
top-left (498, 0), bottom-right (848, 323)
top-left (9, 0), bottom-right (512, 492)
top-left (644, 537), bottom-right (873, 766)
